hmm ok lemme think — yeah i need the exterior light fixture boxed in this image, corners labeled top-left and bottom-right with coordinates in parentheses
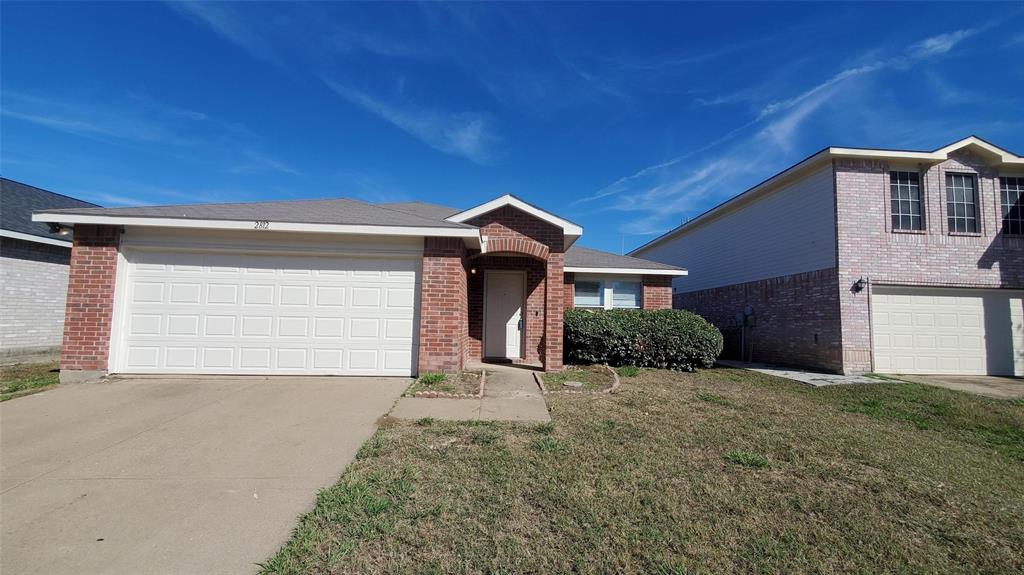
top-left (852, 277), bottom-right (867, 293)
top-left (48, 223), bottom-right (71, 236)
top-left (470, 267), bottom-right (478, 275)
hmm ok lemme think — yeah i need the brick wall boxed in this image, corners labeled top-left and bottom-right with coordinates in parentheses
top-left (642, 275), bottom-right (673, 309)
top-left (0, 237), bottom-right (72, 356)
top-left (675, 268), bottom-right (843, 372)
top-left (417, 237), bottom-right (468, 374)
top-left (60, 225), bottom-right (120, 373)
top-left (834, 152), bottom-right (1024, 372)
top-left (468, 205), bottom-right (565, 252)
top-left (563, 272), bottom-right (575, 308)
top-left (544, 252), bottom-right (564, 371)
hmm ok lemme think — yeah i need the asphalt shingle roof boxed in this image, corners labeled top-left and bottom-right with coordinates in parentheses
top-left (37, 197), bottom-right (474, 229)
top-left (1, 178), bottom-right (98, 241)
top-left (564, 245), bottom-right (685, 271)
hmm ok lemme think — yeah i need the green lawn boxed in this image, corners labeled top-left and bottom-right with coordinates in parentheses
top-left (1, 361), bottom-right (60, 401)
top-left (261, 367), bottom-right (1024, 574)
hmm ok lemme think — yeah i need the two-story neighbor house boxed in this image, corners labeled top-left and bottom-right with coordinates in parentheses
top-left (632, 136), bottom-right (1024, 376)
top-left (34, 194), bottom-right (685, 383)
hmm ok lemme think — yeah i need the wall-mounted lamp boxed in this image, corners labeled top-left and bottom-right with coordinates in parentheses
top-left (48, 223), bottom-right (71, 237)
top-left (469, 267), bottom-right (478, 275)
top-left (852, 277), bottom-right (867, 293)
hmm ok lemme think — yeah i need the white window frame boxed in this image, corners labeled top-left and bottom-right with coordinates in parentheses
top-left (573, 274), bottom-right (644, 310)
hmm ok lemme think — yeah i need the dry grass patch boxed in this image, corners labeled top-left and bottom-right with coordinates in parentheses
top-left (1, 361), bottom-right (60, 401)
top-left (542, 364), bottom-right (614, 391)
top-left (261, 367), bottom-right (1024, 574)
top-left (404, 370), bottom-right (483, 397)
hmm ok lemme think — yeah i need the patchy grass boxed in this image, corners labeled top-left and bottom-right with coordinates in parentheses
top-left (1, 361), bottom-right (60, 401)
top-left (542, 364), bottom-right (613, 391)
top-left (404, 370), bottom-right (482, 396)
top-left (617, 365), bottom-right (640, 378)
top-left (724, 449), bottom-right (769, 468)
top-left (262, 367), bottom-right (1024, 574)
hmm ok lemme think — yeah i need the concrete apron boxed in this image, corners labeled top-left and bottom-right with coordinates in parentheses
top-left (390, 363), bottom-right (551, 422)
top-left (0, 376), bottom-right (408, 575)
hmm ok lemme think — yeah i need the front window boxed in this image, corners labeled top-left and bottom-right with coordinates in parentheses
top-left (573, 278), bottom-right (644, 309)
top-left (946, 173), bottom-right (978, 233)
top-left (890, 171), bottom-right (923, 231)
top-left (574, 280), bottom-right (604, 308)
top-left (611, 281), bottom-right (642, 309)
top-left (1001, 176), bottom-right (1024, 235)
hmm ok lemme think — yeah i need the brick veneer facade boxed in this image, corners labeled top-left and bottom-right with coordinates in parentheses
top-left (467, 255), bottom-right (547, 363)
top-left (834, 151), bottom-right (1024, 372)
top-left (675, 268), bottom-right (843, 372)
top-left (417, 237), bottom-right (469, 374)
top-left (642, 275), bottom-right (673, 309)
top-left (60, 225), bottom-right (120, 375)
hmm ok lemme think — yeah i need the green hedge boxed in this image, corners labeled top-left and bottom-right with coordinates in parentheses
top-left (564, 309), bottom-right (723, 371)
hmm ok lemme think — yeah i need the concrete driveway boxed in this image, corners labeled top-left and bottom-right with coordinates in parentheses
top-left (888, 374), bottom-right (1024, 399)
top-left (0, 376), bottom-right (407, 575)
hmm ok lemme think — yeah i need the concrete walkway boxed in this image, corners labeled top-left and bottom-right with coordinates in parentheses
top-left (890, 374), bottom-right (1024, 399)
top-left (1, 376), bottom-right (407, 575)
top-left (717, 360), bottom-right (881, 387)
top-left (390, 363), bottom-right (550, 422)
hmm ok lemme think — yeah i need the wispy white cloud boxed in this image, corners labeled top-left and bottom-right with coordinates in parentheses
top-left (322, 77), bottom-right (499, 164)
top-left (908, 28), bottom-right (978, 58)
top-left (589, 24), bottom-right (990, 237)
top-left (166, 1), bottom-right (282, 66)
top-left (1006, 33), bottom-right (1024, 48)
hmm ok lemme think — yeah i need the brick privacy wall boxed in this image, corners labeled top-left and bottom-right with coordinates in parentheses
top-left (60, 225), bottom-right (120, 372)
top-left (642, 275), bottom-right (673, 309)
top-left (675, 268), bottom-right (843, 372)
top-left (417, 237), bottom-right (469, 374)
top-left (834, 152), bottom-right (1024, 372)
top-left (468, 255), bottom-right (547, 363)
top-left (0, 237), bottom-right (72, 355)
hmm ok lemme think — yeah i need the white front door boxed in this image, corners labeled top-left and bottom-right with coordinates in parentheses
top-left (484, 271), bottom-right (524, 359)
top-left (872, 286), bottom-right (1024, 375)
top-left (114, 249), bottom-right (419, 376)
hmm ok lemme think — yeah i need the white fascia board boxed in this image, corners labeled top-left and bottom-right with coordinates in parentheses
top-left (446, 194), bottom-right (584, 236)
top-left (564, 266), bottom-right (688, 276)
top-left (32, 213), bottom-right (481, 239)
top-left (0, 228), bottom-right (72, 247)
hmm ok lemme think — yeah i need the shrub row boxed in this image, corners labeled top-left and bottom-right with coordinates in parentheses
top-left (564, 308), bottom-right (723, 371)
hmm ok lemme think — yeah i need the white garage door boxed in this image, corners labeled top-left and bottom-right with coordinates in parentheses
top-left (872, 286), bottom-right (1024, 376)
top-left (113, 249), bottom-right (419, 376)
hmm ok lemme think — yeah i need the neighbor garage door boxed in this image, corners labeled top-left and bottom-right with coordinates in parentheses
top-left (872, 286), bottom-right (1024, 376)
top-left (113, 249), bottom-right (419, 376)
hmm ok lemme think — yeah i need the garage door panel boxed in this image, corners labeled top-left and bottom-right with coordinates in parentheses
top-left (872, 287), bottom-right (1024, 376)
top-left (116, 249), bottom-right (419, 376)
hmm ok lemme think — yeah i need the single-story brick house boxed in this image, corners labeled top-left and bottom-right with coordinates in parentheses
top-left (1, 178), bottom-right (98, 357)
top-left (34, 194), bottom-right (686, 383)
top-left (632, 135), bottom-right (1024, 376)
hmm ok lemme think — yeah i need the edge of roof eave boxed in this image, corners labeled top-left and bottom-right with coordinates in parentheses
top-left (0, 228), bottom-right (73, 247)
top-left (31, 212), bottom-right (483, 239)
top-left (564, 266), bottom-right (688, 276)
top-left (445, 193), bottom-right (585, 236)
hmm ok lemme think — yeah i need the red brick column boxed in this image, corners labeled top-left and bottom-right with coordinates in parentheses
top-left (543, 252), bottom-right (564, 371)
top-left (642, 275), bottom-right (673, 309)
top-left (60, 224), bottom-right (120, 382)
top-left (417, 237), bottom-right (468, 374)
top-left (563, 272), bottom-right (575, 309)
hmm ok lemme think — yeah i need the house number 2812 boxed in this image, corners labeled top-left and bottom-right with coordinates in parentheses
top-left (254, 220), bottom-right (269, 229)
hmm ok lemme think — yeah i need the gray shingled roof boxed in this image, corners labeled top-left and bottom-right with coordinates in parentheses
top-left (38, 197), bottom-right (474, 229)
top-left (1, 178), bottom-right (98, 241)
top-left (565, 245), bottom-right (685, 271)
top-left (378, 201), bottom-right (460, 220)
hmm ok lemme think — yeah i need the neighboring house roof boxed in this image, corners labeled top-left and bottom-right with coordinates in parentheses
top-left (1, 178), bottom-right (98, 247)
top-left (630, 135), bottom-right (1024, 257)
top-left (565, 245), bottom-right (687, 275)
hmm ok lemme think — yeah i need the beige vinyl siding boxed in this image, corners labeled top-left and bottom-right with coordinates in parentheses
top-left (638, 164), bottom-right (837, 293)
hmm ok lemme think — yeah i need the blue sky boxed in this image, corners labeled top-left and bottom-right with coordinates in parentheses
top-left (2, 2), bottom-right (1022, 253)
